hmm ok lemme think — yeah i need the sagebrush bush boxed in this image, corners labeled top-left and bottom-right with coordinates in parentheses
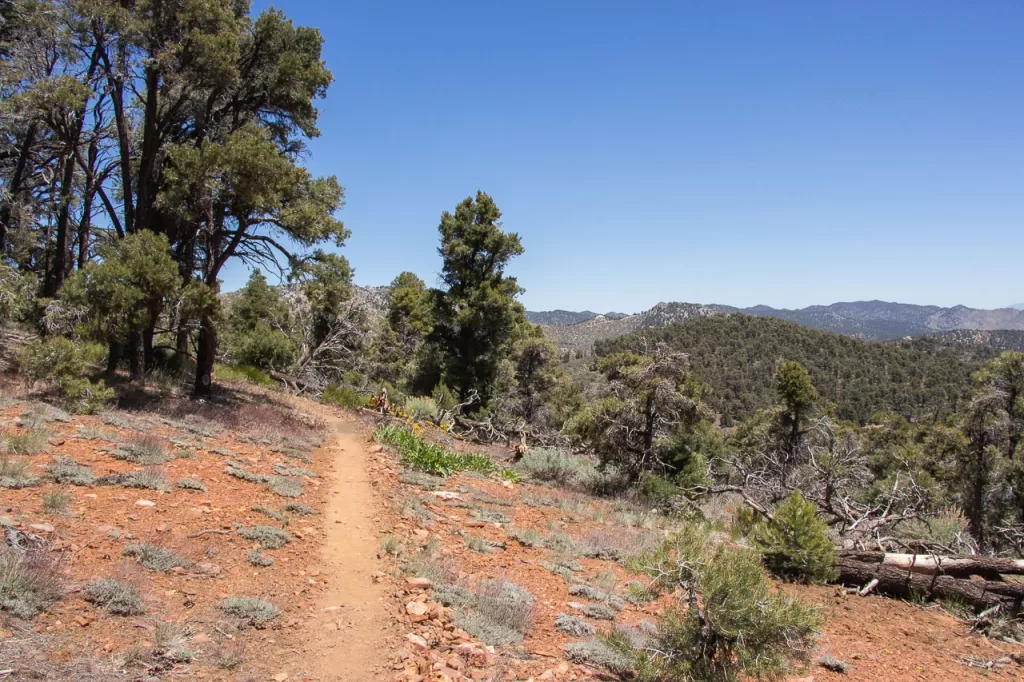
top-left (897, 505), bottom-right (973, 551)
top-left (247, 550), bottom-right (274, 567)
top-left (47, 456), bottom-right (95, 485)
top-left (84, 578), bottom-right (145, 615)
top-left (0, 547), bottom-right (64, 619)
top-left (555, 613), bottom-right (595, 636)
top-left (267, 476), bottom-right (304, 497)
top-left (112, 435), bottom-right (172, 465)
top-left (453, 580), bottom-right (536, 647)
top-left (751, 490), bottom-right (838, 583)
top-left (629, 523), bottom-right (823, 682)
top-left (252, 504), bottom-right (286, 521)
top-left (123, 544), bottom-right (191, 572)
top-left (282, 501), bottom-right (317, 516)
top-left (122, 466), bottom-right (170, 492)
top-left (215, 364), bottom-right (273, 386)
top-left (238, 525), bottom-right (291, 549)
top-left (176, 477), bottom-right (207, 492)
top-left (564, 638), bottom-right (632, 675)
top-left (1, 429), bottom-right (49, 456)
top-left (41, 490), bottom-right (70, 514)
top-left (0, 455), bottom-right (39, 488)
top-left (219, 597), bottom-right (280, 625)
top-left (405, 395), bottom-right (439, 419)
top-left (322, 384), bottom-right (369, 409)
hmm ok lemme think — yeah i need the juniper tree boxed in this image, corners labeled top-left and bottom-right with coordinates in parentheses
top-left (429, 191), bottom-right (526, 407)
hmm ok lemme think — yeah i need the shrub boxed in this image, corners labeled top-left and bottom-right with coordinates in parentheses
top-left (282, 501), bottom-right (317, 516)
top-left (322, 384), bottom-right (368, 409)
top-left (47, 456), bottom-right (95, 485)
top-left (123, 544), bottom-right (191, 572)
top-left (454, 580), bottom-right (536, 647)
top-left (507, 527), bottom-right (544, 548)
top-left (112, 435), bottom-right (172, 465)
top-left (2, 429), bottom-right (49, 456)
top-left (41, 491), bottom-right (70, 514)
top-left (623, 580), bottom-right (658, 606)
top-left (564, 638), bottom-right (632, 675)
top-left (472, 508), bottom-right (511, 525)
top-left (819, 655), bottom-right (851, 674)
top-left (225, 465), bottom-right (270, 483)
top-left (582, 603), bottom-right (616, 620)
top-left (555, 613), bottom-right (595, 636)
top-left (122, 466), bottom-right (170, 492)
top-left (405, 395), bottom-right (439, 419)
top-left (238, 525), bottom-right (291, 549)
top-left (432, 382), bottom-right (457, 413)
top-left (0, 547), bottom-right (64, 619)
top-left (375, 424), bottom-right (498, 477)
top-left (267, 476), bottom-right (304, 497)
top-left (219, 597), bottom-right (280, 625)
top-left (0, 455), bottom-right (39, 488)
top-left (215, 364), bottom-right (273, 386)
top-left (273, 463), bottom-right (317, 478)
top-left (252, 504), bottom-right (285, 522)
top-left (751, 490), bottom-right (838, 583)
top-left (629, 523), bottom-right (823, 682)
top-left (247, 550), bottom-right (274, 567)
top-left (176, 478), bottom-right (207, 492)
top-left (637, 471), bottom-right (681, 509)
top-left (56, 376), bottom-right (114, 415)
top-left (400, 470), bottom-right (445, 490)
top-left (84, 578), bottom-right (145, 615)
top-left (18, 338), bottom-right (112, 414)
top-left (897, 506), bottom-right (973, 551)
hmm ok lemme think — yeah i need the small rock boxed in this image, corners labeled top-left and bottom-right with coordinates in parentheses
top-left (405, 577), bottom-right (433, 590)
top-left (272, 674), bottom-right (289, 682)
top-left (405, 633), bottom-right (428, 651)
top-left (430, 491), bottom-right (461, 500)
top-left (135, 500), bottom-right (156, 507)
top-left (29, 523), bottom-right (55, 533)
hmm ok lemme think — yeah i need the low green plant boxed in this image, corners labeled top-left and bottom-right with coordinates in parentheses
top-left (564, 637), bottom-right (633, 675)
top-left (282, 501), bottom-right (317, 516)
top-left (555, 613), bottom-right (596, 637)
top-left (751, 490), bottom-right (838, 584)
top-left (379, 535), bottom-right (401, 556)
top-left (405, 395), bottom-right (439, 419)
top-left (41, 490), bottom-right (70, 514)
top-left (582, 603), bottom-right (616, 620)
top-left (112, 435), bottom-right (172, 465)
top-left (247, 550), bottom-right (274, 567)
top-left (322, 384), bottom-right (369, 409)
top-left (818, 655), bottom-right (851, 674)
top-left (507, 527), bottom-right (544, 548)
top-left (18, 338), bottom-right (112, 414)
top-left (252, 504), bottom-right (286, 522)
top-left (122, 466), bottom-right (170, 492)
top-left (84, 578), bottom-right (145, 615)
top-left (267, 476), bottom-right (304, 497)
top-left (374, 424), bottom-right (499, 477)
top-left (47, 456), bottom-right (95, 486)
top-left (238, 525), bottom-right (291, 549)
top-left (176, 478), bottom-right (207, 492)
top-left (218, 597), bottom-right (280, 625)
top-left (215, 364), bottom-right (273, 386)
top-left (453, 580), bottom-right (536, 647)
top-left (123, 544), bottom-right (191, 572)
top-left (623, 580), bottom-right (658, 606)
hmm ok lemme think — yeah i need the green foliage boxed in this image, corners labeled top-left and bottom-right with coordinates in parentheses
top-left (631, 524), bottom-right (823, 682)
top-left (123, 544), bottom-right (191, 573)
top-left (218, 597), bottom-right (280, 625)
top-left (18, 338), bottom-right (113, 413)
top-left (596, 315), bottom-right (982, 425)
top-left (225, 271), bottom-right (298, 371)
top-left (0, 455), bottom-right (39, 488)
top-left (429, 191), bottom-right (527, 407)
top-left (573, 351), bottom-right (709, 478)
top-left (112, 435), bottom-right (172, 465)
top-left (374, 423), bottom-right (499, 477)
top-left (322, 384), bottom-right (369, 409)
top-left (215, 364), bottom-right (273, 385)
top-left (752, 491), bottom-right (838, 584)
top-left (47, 456), bottom-right (94, 486)
top-left (0, 263), bottom-right (35, 324)
top-left (432, 382), bottom-right (457, 413)
top-left (84, 579), bottom-right (145, 616)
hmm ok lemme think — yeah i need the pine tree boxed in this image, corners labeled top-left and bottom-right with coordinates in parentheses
top-left (752, 490), bottom-right (838, 583)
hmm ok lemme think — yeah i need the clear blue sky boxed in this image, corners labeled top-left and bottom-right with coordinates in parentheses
top-left (227, 1), bottom-right (1024, 313)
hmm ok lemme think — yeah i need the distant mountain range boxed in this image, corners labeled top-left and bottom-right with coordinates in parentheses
top-left (533, 300), bottom-right (1024, 348)
top-left (525, 310), bottom-right (629, 326)
top-left (1012, 303), bottom-right (1024, 310)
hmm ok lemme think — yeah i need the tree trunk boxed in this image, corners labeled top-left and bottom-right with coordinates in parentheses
top-left (837, 557), bottom-right (1024, 612)
top-left (128, 331), bottom-right (145, 382)
top-left (839, 551), bottom-right (1024, 581)
top-left (105, 342), bottom-right (120, 383)
top-left (193, 313), bottom-right (217, 398)
top-left (47, 151), bottom-right (76, 297)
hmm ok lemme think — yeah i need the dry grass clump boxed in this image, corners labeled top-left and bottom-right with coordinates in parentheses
top-left (1, 428), bottom-right (50, 456)
top-left (41, 490), bottom-right (70, 514)
top-left (84, 578), bottom-right (145, 615)
top-left (111, 434), bottom-right (172, 464)
top-left (0, 547), bottom-right (64, 618)
top-left (0, 455), bottom-right (39, 488)
top-left (122, 466), bottom-right (170, 492)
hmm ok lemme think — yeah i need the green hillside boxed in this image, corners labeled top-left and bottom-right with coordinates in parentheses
top-left (595, 314), bottom-right (978, 425)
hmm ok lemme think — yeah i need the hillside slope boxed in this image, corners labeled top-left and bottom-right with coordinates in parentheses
top-left (542, 300), bottom-right (1024, 348)
top-left (595, 315), bottom-right (979, 424)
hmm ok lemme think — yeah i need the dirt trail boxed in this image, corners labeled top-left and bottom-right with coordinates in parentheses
top-left (305, 413), bottom-right (394, 681)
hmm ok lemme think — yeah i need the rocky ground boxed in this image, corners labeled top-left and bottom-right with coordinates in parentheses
top-left (2, 377), bottom-right (1023, 681)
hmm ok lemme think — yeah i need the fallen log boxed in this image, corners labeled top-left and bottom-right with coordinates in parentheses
top-left (837, 558), bottom-right (1024, 611)
top-left (839, 551), bottom-right (1024, 581)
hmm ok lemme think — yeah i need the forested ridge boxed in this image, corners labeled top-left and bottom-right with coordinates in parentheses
top-left (595, 314), bottom-right (979, 425)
